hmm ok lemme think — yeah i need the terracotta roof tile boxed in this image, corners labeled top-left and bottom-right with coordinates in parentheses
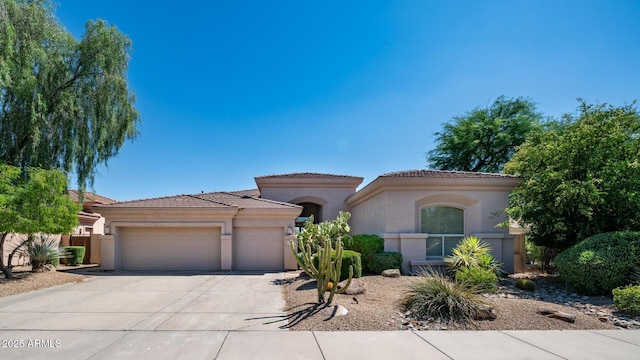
top-left (227, 188), bottom-right (261, 197)
top-left (194, 192), bottom-right (299, 209)
top-left (95, 194), bottom-right (229, 208)
top-left (379, 169), bottom-right (518, 179)
top-left (95, 191), bottom-right (299, 210)
top-left (68, 190), bottom-right (117, 204)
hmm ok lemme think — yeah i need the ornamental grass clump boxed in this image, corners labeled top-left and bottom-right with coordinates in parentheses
top-left (402, 268), bottom-right (487, 324)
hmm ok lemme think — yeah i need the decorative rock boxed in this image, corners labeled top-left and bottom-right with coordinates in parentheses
top-left (43, 264), bottom-right (56, 272)
top-left (536, 308), bottom-right (576, 323)
top-left (338, 278), bottom-right (366, 295)
top-left (382, 269), bottom-right (401, 278)
top-left (320, 304), bottom-right (349, 318)
top-left (476, 305), bottom-right (497, 320)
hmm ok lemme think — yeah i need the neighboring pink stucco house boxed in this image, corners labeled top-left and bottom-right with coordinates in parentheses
top-left (2, 190), bottom-right (116, 267)
top-left (94, 170), bottom-right (520, 273)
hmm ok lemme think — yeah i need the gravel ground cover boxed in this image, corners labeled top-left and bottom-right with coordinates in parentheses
top-left (0, 269), bottom-right (87, 298)
top-left (280, 271), bottom-right (630, 331)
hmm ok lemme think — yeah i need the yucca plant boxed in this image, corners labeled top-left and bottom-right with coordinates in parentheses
top-left (446, 236), bottom-right (490, 270)
top-left (22, 235), bottom-right (62, 272)
top-left (402, 267), bottom-right (487, 324)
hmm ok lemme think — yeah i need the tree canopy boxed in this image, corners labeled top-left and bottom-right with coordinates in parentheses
top-left (0, 164), bottom-right (80, 278)
top-left (0, 0), bottom-right (139, 193)
top-left (504, 100), bottom-right (640, 250)
top-left (427, 96), bottom-right (542, 173)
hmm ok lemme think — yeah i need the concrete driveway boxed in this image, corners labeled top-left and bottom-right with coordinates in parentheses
top-left (0, 271), bottom-right (291, 359)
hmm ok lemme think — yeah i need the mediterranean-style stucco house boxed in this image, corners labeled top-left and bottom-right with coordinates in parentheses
top-left (94, 170), bottom-right (521, 274)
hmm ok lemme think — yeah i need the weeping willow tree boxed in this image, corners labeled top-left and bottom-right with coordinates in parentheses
top-left (0, 0), bottom-right (139, 194)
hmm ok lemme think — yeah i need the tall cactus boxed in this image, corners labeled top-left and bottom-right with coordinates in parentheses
top-left (290, 212), bottom-right (353, 304)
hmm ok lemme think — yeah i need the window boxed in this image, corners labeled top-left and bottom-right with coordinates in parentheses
top-left (421, 206), bottom-right (464, 257)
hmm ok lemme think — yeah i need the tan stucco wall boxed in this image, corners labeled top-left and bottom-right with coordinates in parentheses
top-left (259, 186), bottom-right (355, 222)
top-left (349, 192), bottom-right (387, 235)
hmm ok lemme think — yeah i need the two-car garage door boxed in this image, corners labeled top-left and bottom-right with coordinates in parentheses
top-left (121, 227), bottom-right (221, 271)
top-left (119, 226), bottom-right (285, 271)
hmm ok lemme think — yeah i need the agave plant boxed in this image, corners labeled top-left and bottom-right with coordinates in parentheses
top-left (22, 235), bottom-right (62, 272)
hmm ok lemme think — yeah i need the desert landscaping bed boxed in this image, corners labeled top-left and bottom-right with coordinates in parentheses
top-left (0, 269), bottom-right (87, 298)
top-left (280, 271), bottom-right (639, 331)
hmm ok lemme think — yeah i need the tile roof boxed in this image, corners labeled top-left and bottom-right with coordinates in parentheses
top-left (379, 169), bottom-right (518, 179)
top-left (255, 172), bottom-right (362, 180)
top-left (68, 190), bottom-right (117, 204)
top-left (227, 188), bottom-right (261, 197)
top-left (194, 192), bottom-right (299, 209)
top-left (95, 192), bottom-right (299, 209)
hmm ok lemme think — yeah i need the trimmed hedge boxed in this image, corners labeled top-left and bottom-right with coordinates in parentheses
top-left (613, 285), bottom-right (640, 315)
top-left (348, 234), bottom-right (384, 272)
top-left (554, 231), bottom-right (640, 295)
top-left (65, 246), bottom-right (86, 266)
top-left (313, 250), bottom-right (362, 281)
top-left (369, 252), bottom-right (403, 274)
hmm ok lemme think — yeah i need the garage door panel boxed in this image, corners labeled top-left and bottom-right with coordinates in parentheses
top-left (233, 227), bottom-right (283, 271)
top-left (121, 227), bottom-right (221, 271)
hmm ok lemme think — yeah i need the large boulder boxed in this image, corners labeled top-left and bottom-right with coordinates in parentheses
top-left (382, 269), bottom-right (401, 278)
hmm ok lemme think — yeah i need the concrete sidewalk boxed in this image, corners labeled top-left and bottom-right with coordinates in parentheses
top-left (0, 329), bottom-right (638, 359)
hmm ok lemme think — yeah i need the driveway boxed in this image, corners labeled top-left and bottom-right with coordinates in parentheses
top-left (0, 271), bottom-right (291, 359)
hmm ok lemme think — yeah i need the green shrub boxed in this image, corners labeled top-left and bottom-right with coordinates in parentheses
top-left (348, 234), bottom-right (383, 272)
top-left (313, 250), bottom-right (362, 281)
top-left (65, 246), bottom-right (86, 266)
top-left (613, 285), bottom-right (640, 315)
top-left (515, 278), bottom-right (536, 291)
top-left (402, 268), bottom-right (486, 324)
top-left (455, 267), bottom-right (498, 293)
top-left (47, 256), bottom-right (59, 267)
top-left (369, 252), bottom-right (403, 274)
top-left (554, 231), bottom-right (640, 295)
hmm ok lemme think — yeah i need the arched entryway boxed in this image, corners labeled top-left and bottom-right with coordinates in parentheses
top-left (295, 202), bottom-right (322, 232)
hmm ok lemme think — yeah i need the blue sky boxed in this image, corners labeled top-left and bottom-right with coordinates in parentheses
top-left (54, 1), bottom-right (640, 201)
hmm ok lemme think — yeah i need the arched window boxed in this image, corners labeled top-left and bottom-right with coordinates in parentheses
top-left (421, 206), bottom-right (464, 257)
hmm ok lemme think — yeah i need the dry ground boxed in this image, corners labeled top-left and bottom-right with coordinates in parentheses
top-left (0, 269), bottom-right (87, 298)
top-left (281, 272), bottom-right (618, 331)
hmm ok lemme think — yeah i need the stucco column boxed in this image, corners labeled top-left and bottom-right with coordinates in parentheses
top-left (99, 235), bottom-right (115, 270)
top-left (221, 234), bottom-right (232, 270)
top-left (284, 234), bottom-right (298, 270)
